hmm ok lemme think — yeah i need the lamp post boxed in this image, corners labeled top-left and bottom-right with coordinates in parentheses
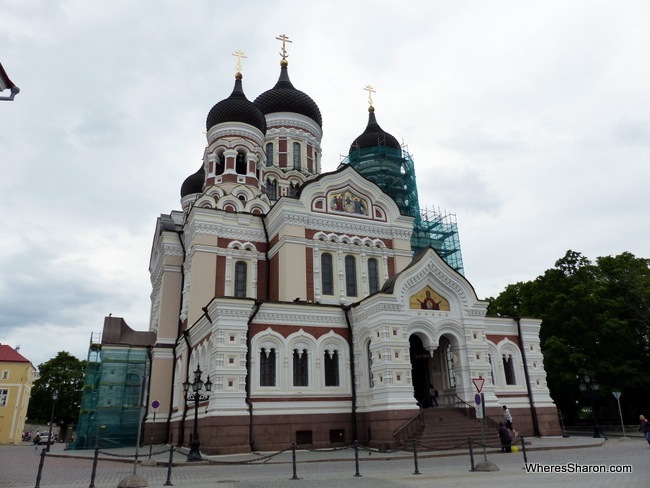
top-left (46, 390), bottom-right (59, 452)
top-left (578, 374), bottom-right (602, 438)
top-left (183, 365), bottom-right (212, 461)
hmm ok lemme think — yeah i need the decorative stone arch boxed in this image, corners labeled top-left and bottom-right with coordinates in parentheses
top-left (205, 186), bottom-right (225, 200)
top-left (217, 195), bottom-right (245, 212)
top-left (193, 194), bottom-right (217, 209)
top-left (251, 328), bottom-right (284, 390)
top-left (495, 338), bottom-right (524, 388)
top-left (287, 330), bottom-right (316, 388)
top-left (318, 331), bottom-right (348, 389)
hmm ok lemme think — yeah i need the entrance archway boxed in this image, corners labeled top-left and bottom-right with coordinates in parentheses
top-left (409, 335), bottom-right (431, 407)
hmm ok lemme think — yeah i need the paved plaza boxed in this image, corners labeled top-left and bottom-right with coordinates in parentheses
top-left (1, 435), bottom-right (649, 488)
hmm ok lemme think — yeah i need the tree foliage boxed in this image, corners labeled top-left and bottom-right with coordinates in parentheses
top-left (487, 250), bottom-right (650, 424)
top-left (27, 351), bottom-right (86, 430)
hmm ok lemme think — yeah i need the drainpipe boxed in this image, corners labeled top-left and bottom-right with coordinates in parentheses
top-left (514, 316), bottom-right (540, 436)
top-left (162, 228), bottom-right (187, 444)
top-left (179, 330), bottom-right (193, 446)
top-left (342, 305), bottom-right (358, 441)
top-left (245, 300), bottom-right (263, 451)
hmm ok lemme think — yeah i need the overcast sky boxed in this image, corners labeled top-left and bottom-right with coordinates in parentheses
top-left (2, 0), bottom-right (649, 368)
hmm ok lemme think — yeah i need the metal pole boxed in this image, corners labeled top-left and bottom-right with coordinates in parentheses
top-left (34, 448), bottom-right (46, 488)
top-left (468, 437), bottom-right (476, 472)
top-left (520, 435), bottom-right (528, 464)
top-left (353, 440), bottom-right (362, 477)
top-left (164, 446), bottom-right (174, 486)
top-left (88, 448), bottom-right (99, 488)
top-left (480, 417), bottom-right (487, 462)
top-left (46, 393), bottom-right (58, 453)
top-left (291, 443), bottom-right (299, 480)
top-left (411, 439), bottom-right (421, 475)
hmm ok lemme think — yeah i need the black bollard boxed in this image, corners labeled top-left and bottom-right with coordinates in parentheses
top-left (520, 435), bottom-right (528, 464)
top-left (468, 437), bottom-right (476, 472)
top-left (412, 439), bottom-right (421, 475)
top-left (291, 443), bottom-right (299, 480)
top-left (34, 448), bottom-right (46, 488)
top-left (164, 446), bottom-right (174, 486)
top-left (353, 440), bottom-right (362, 477)
top-left (88, 448), bottom-right (99, 488)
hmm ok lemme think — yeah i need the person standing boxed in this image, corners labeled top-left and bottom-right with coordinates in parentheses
top-left (638, 415), bottom-right (650, 446)
top-left (429, 384), bottom-right (439, 407)
top-left (503, 405), bottom-right (519, 438)
top-left (498, 422), bottom-right (512, 452)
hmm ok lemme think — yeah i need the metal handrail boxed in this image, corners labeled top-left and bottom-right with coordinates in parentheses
top-left (454, 395), bottom-right (500, 429)
top-left (392, 409), bottom-right (424, 443)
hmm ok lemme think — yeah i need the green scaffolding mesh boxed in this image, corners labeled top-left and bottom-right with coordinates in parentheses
top-left (70, 336), bottom-right (148, 450)
top-left (343, 147), bottom-right (464, 274)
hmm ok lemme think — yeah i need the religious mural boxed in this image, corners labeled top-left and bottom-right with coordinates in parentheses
top-left (329, 189), bottom-right (369, 216)
top-left (409, 286), bottom-right (450, 311)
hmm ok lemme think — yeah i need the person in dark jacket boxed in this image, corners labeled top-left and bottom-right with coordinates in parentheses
top-left (639, 415), bottom-right (650, 446)
top-left (498, 422), bottom-right (512, 452)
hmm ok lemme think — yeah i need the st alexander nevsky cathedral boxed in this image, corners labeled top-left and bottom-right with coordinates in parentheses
top-left (72, 36), bottom-right (561, 454)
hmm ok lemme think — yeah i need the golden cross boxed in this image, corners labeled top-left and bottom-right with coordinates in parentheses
top-left (232, 50), bottom-right (247, 72)
top-left (363, 84), bottom-right (376, 106)
top-left (276, 34), bottom-right (292, 60)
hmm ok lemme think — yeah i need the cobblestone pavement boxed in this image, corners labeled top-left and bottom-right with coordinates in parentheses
top-left (1, 436), bottom-right (649, 488)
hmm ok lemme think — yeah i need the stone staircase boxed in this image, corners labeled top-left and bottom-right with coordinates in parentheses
top-left (399, 407), bottom-right (502, 451)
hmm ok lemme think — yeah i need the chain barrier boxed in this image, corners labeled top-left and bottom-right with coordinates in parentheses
top-left (97, 447), bottom-right (172, 458)
top-left (201, 447), bottom-right (291, 465)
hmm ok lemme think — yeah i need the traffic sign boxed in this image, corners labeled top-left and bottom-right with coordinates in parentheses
top-left (475, 394), bottom-right (481, 405)
top-left (472, 377), bottom-right (485, 393)
top-left (151, 400), bottom-right (160, 410)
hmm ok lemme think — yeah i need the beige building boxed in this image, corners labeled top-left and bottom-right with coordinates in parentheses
top-left (0, 344), bottom-right (35, 444)
top-left (121, 42), bottom-right (562, 454)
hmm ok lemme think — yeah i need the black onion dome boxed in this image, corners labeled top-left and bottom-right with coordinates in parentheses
top-left (349, 107), bottom-right (401, 153)
top-left (180, 165), bottom-right (205, 197)
top-left (254, 61), bottom-right (322, 127)
top-left (206, 73), bottom-right (267, 133)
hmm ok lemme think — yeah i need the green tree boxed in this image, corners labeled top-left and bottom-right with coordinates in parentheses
top-left (488, 250), bottom-right (650, 424)
top-left (27, 351), bottom-right (86, 433)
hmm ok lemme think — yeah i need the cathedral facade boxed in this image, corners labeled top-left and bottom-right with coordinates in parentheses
top-left (143, 43), bottom-right (561, 454)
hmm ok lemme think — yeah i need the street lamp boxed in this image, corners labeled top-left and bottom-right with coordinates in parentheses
top-left (46, 390), bottom-right (59, 452)
top-left (578, 374), bottom-right (602, 438)
top-left (183, 365), bottom-right (212, 461)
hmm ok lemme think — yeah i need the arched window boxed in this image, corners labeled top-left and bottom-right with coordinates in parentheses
top-left (368, 258), bottom-right (379, 294)
top-left (234, 261), bottom-right (247, 297)
top-left (321, 253), bottom-right (334, 295)
top-left (265, 142), bottom-right (273, 166)
top-left (236, 152), bottom-right (247, 175)
top-left (215, 153), bottom-right (225, 176)
top-left (366, 341), bottom-right (373, 388)
top-left (324, 350), bottom-right (339, 387)
top-left (289, 181), bottom-right (299, 197)
top-left (266, 178), bottom-right (277, 202)
top-left (293, 142), bottom-right (301, 170)
top-left (503, 354), bottom-right (516, 385)
top-left (445, 342), bottom-right (456, 387)
top-left (345, 255), bottom-right (357, 296)
top-left (260, 348), bottom-right (276, 387)
top-left (293, 349), bottom-right (308, 387)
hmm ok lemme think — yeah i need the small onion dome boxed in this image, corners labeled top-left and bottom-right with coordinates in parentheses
top-left (254, 60), bottom-right (322, 127)
top-left (180, 165), bottom-right (205, 198)
top-left (206, 73), bottom-right (267, 133)
top-left (349, 106), bottom-right (401, 153)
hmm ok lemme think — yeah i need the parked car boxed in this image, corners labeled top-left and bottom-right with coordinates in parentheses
top-left (35, 433), bottom-right (54, 445)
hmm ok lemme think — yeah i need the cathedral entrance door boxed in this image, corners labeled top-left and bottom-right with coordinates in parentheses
top-left (409, 335), bottom-right (431, 407)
